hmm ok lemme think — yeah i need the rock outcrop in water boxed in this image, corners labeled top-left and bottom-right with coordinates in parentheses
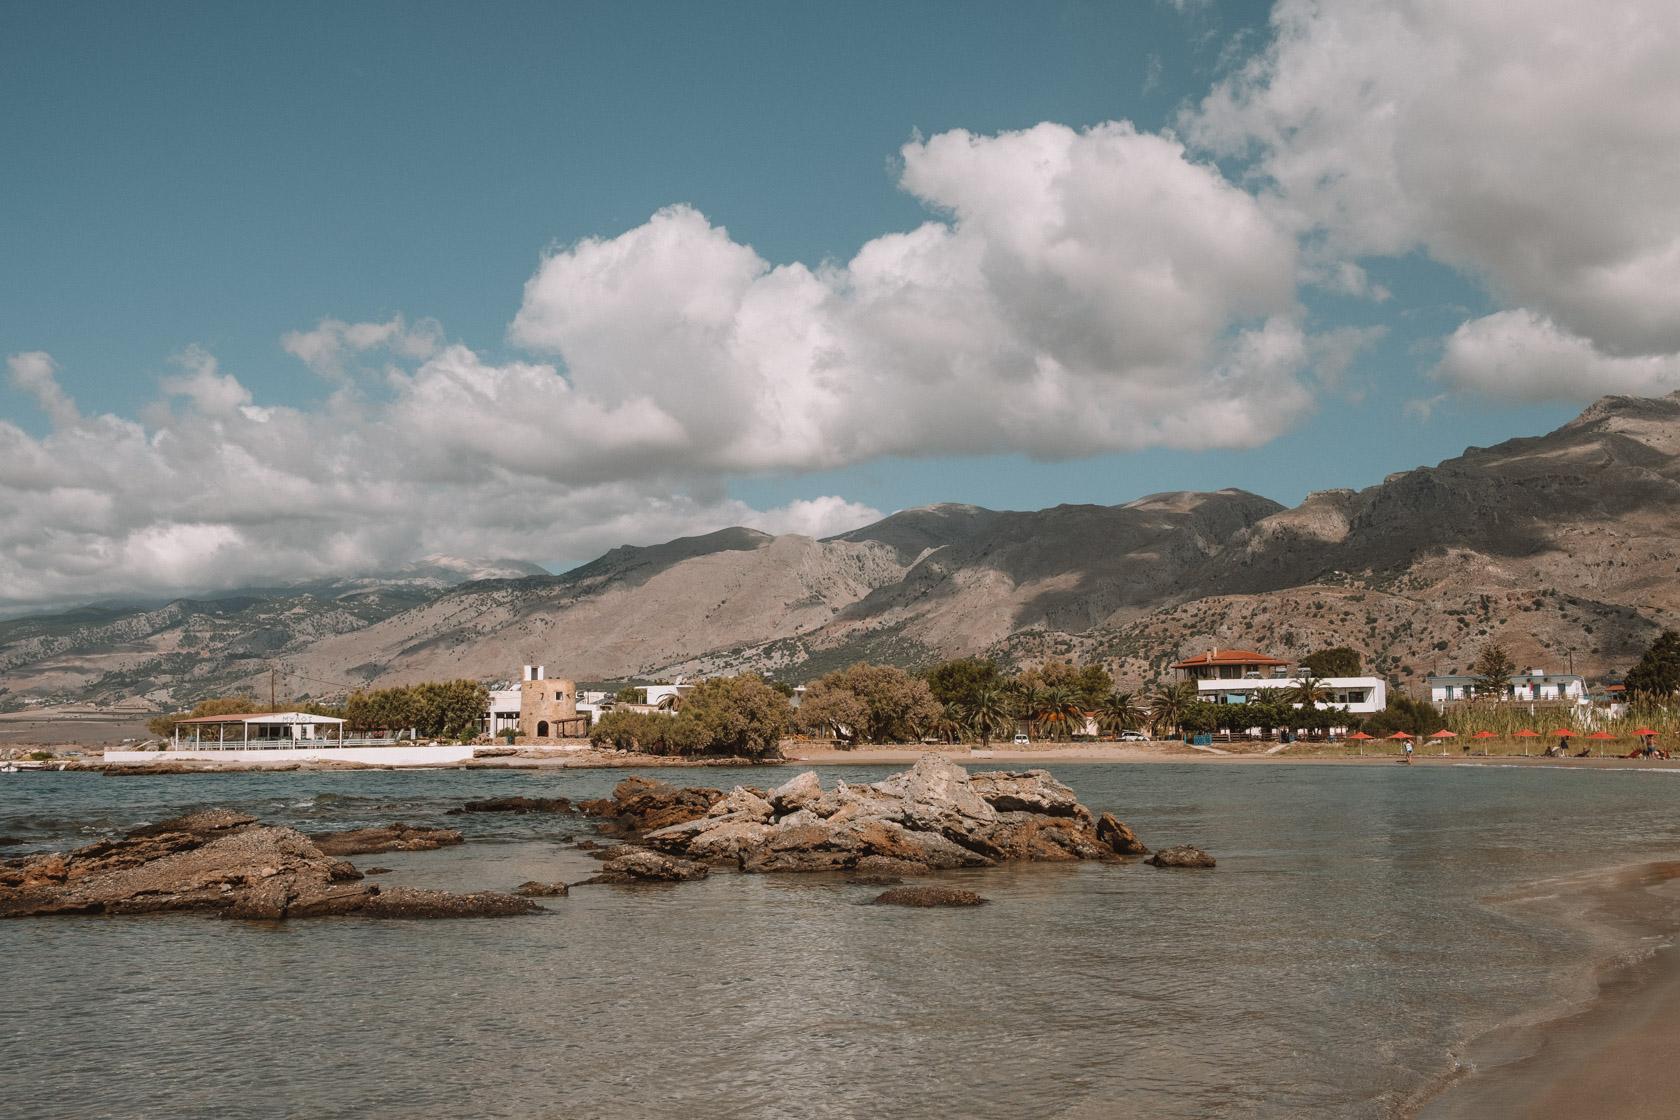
top-left (873, 886), bottom-right (987, 907)
top-left (0, 809), bottom-right (538, 919)
top-left (576, 754), bottom-right (1151, 878)
top-left (1146, 845), bottom-right (1216, 869)
top-left (448, 797), bottom-right (573, 815)
top-left (311, 823), bottom-right (464, 856)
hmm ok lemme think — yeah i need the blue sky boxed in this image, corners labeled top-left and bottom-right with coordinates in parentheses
top-left (4, 1), bottom-right (1673, 608)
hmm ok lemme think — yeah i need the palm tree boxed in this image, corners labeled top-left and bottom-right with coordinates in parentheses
top-left (1097, 690), bottom-right (1145, 738)
top-left (1034, 685), bottom-right (1086, 741)
top-left (1149, 680), bottom-right (1198, 738)
top-left (1290, 674), bottom-right (1330, 708)
top-left (967, 687), bottom-right (1014, 748)
top-left (931, 702), bottom-right (969, 744)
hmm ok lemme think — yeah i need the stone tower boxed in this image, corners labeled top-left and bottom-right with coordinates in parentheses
top-left (519, 666), bottom-right (579, 740)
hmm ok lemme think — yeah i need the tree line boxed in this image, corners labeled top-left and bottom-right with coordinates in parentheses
top-left (148, 680), bottom-right (489, 742)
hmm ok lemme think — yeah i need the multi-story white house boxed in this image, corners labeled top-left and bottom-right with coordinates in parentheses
top-left (1173, 648), bottom-right (1388, 714)
top-left (1428, 670), bottom-right (1585, 703)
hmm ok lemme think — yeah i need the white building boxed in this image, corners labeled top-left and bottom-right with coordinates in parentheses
top-left (1428, 670), bottom-right (1586, 703)
top-left (487, 685), bottom-right (522, 735)
top-left (1192, 676), bottom-right (1388, 714)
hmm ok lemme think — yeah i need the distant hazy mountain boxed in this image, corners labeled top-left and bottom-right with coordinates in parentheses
top-left (7, 396), bottom-right (1679, 707)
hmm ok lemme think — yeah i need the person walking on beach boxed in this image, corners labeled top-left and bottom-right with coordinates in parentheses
top-left (1404, 739), bottom-right (1414, 765)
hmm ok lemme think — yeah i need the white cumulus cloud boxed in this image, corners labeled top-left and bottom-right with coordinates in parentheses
top-left (2, 120), bottom-right (1346, 610)
top-left (1433, 309), bottom-right (1680, 400)
top-left (1191, 0), bottom-right (1680, 398)
top-left (512, 121), bottom-right (1319, 465)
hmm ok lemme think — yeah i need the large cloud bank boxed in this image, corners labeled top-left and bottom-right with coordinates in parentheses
top-left (3, 122), bottom-right (1329, 610)
top-left (8, 0), bottom-right (1680, 609)
top-left (1192, 0), bottom-right (1680, 397)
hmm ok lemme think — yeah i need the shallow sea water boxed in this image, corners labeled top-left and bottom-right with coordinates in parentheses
top-left (4, 762), bottom-right (1680, 1119)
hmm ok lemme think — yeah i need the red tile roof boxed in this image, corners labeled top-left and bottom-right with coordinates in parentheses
top-left (1170, 649), bottom-right (1291, 669)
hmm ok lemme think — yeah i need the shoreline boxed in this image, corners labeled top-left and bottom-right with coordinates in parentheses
top-left (1417, 860), bottom-right (1680, 1119)
top-left (20, 740), bottom-right (1680, 773)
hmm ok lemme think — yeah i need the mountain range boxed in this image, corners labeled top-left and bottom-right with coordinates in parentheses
top-left (6, 394), bottom-right (1679, 709)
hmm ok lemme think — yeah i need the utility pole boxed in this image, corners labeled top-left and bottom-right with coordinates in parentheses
top-left (270, 668), bottom-right (276, 712)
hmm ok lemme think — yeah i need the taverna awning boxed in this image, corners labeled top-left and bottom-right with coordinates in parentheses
top-left (174, 712), bottom-right (345, 726)
top-left (171, 711), bottom-right (348, 747)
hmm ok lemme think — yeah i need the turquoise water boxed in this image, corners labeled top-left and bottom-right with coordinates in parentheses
top-left (4, 762), bottom-right (1680, 1119)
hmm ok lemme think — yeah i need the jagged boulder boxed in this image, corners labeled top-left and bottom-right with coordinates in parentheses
top-left (1096, 813), bottom-right (1149, 855)
top-left (871, 755), bottom-right (998, 844)
top-left (737, 817), bottom-right (993, 874)
top-left (706, 787), bottom-right (775, 821)
top-left (311, 823), bottom-right (463, 856)
top-left (767, 770), bottom-right (824, 814)
top-left (969, 770), bottom-right (1083, 817)
top-left (578, 776), bottom-right (724, 836)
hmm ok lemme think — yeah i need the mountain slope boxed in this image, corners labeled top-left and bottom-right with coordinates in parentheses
top-left (8, 393), bottom-right (1680, 706)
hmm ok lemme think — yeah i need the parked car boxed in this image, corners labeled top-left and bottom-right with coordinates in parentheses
top-left (1012, 733), bottom-right (1030, 745)
top-left (1117, 729), bottom-right (1149, 742)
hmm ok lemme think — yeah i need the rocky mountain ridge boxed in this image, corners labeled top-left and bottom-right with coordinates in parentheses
top-left (6, 394), bottom-right (1680, 706)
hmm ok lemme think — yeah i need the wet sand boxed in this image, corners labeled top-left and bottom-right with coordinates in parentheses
top-left (1420, 862), bottom-right (1680, 1119)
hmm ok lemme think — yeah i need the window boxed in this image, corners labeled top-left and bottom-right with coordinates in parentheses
top-left (555, 691), bottom-right (563, 701)
top-left (1219, 665), bottom-right (1242, 679)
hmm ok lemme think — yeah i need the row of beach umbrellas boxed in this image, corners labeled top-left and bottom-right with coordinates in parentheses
top-left (1345, 729), bottom-right (1659, 744)
top-left (1344, 732), bottom-right (1659, 738)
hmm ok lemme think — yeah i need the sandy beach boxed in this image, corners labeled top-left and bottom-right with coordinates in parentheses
top-left (1418, 861), bottom-right (1680, 1119)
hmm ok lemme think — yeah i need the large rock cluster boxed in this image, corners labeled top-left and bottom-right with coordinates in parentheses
top-left (578, 754), bottom-right (1153, 877)
top-left (0, 810), bottom-right (538, 920)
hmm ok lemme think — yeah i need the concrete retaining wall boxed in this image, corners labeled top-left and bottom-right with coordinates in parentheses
top-left (102, 744), bottom-right (478, 767)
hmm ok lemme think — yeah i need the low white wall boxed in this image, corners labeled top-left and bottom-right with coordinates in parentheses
top-left (102, 744), bottom-right (477, 767)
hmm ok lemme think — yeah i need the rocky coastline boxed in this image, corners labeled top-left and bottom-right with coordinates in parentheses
top-left (0, 809), bottom-right (538, 920)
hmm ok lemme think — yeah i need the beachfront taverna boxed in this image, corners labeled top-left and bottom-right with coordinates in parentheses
top-left (1172, 648), bottom-right (1387, 714)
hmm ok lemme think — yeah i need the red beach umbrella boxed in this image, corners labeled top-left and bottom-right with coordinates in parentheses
top-left (1514, 730), bottom-right (1540, 738)
top-left (1634, 728), bottom-right (1658, 737)
top-left (1387, 732), bottom-right (1413, 740)
top-left (1471, 731), bottom-right (1497, 739)
top-left (1550, 728), bottom-right (1575, 737)
top-left (1587, 731), bottom-right (1616, 740)
top-left (1430, 730), bottom-right (1457, 738)
top-left (1348, 731), bottom-right (1374, 740)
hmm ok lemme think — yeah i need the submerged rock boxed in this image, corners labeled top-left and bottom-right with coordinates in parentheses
top-left (514, 881), bottom-right (571, 897)
top-left (872, 886), bottom-right (987, 907)
top-left (310, 823), bottom-right (463, 856)
top-left (447, 797), bottom-right (572, 815)
top-left (0, 811), bottom-right (535, 919)
top-left (1146, 845), bottom-right (1216, 869)
top-left (582, 847), bottom-right (711, 884)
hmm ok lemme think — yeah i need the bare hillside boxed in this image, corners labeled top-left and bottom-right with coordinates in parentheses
top-left (8, 394), bottom-right (1680, 707)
